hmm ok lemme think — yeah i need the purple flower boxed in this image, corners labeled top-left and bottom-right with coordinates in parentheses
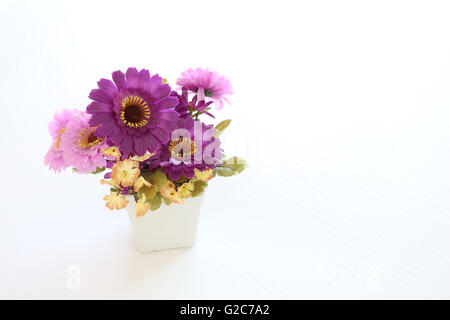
top-left (44, 146), bottom-right (68, 173)
top-left (176, 68), bottom-right (232, 110)
top-left (140, 149), bottom-right (164, 172)
top-left (60, 112), bottom-right (108, 174)
top-left (172, 88), bottom-right (215, 118)
top-left (186, 92), bottom-right (215, 118)
top-left (86, 68), bottom-right (180, 158)
top-left (160, 117), bottom-right (223, 180)
top-left (44, 109), bottom-right (82, 172)
top-left (170, 89), bottom-right (189, 119)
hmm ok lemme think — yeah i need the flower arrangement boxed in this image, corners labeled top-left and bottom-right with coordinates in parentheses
top-left (45, 68), bottom-right (246, 217)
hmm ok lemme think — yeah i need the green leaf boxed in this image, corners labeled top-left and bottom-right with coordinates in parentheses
top-left (141, 168), bottom-right (168, 189)
top-left (215, 167), bottom-right (235, 177)
top-left (150, 193), bottom-right (162, 211)
top-left (215, 156), bottom-right (247, 177)
top-left (192, 180), bottom-right (208, 197)
top-left (226, 157), bottom-right (247, 174)
top-left (91, 167), bottom-right (106, 174)
top-left (163, 198), bottom-right (172, 206)
top-left (214, 119), bottom-right (232, 138)
top-left (137, 184), bottom-right (158, 203)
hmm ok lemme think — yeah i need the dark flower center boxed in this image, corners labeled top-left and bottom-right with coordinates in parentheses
top-left (88, 134), bottom-right (100, 144)
top-left (124, 105), bottom-right (143, 123)
top-left (78, 128), bottom-right (104, 149)
top-left (120, 95), bottom-right (150, 128)
top-left (168, 137), bottom-right (197, 159)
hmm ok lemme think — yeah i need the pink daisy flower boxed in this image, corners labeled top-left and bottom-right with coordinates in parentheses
top-left (176, 68), bottom-right (233, 110)
top-left (44, 109), bottom-right (81, 172)
top-left (44, 147), bottom-right (68, 173)
top-left (61, 112), bottom-right (108, 174)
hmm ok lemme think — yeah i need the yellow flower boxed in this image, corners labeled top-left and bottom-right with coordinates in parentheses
top-left (101, 146), bottom-right (121, 160)
top-left (130, 152), bottom-right (156, 162)
top-left (194, 168), bottom-right (214, 182)
top-left (134, 176), bottom-right (152, 192)
top-left (100, 179), bottom-right (120, 189)
top-left (178, 181), bottom-right (195, 199)
top-left (111, 159), bottom-right (140, 187)
top-left (135, 194), bottom-right (151, 217)
top-left (160, 181), bottom-right (184, 204)
top-left (103, 192), bottom-right (129, 210)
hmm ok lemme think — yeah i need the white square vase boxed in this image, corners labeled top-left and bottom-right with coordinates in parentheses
top-left (126, 195), bottom-right (204, 253)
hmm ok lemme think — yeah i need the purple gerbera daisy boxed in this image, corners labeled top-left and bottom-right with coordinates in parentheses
top-left (160, 117), bottom-right (223, 180)
top-left (176, 68), bottom-right (232, 110)
top-left (86, 68), bottom-right (180, 158)
top-left (44, 109), bottom-right (81, 172)
top-left (60, 112), bottom-right (108, 174)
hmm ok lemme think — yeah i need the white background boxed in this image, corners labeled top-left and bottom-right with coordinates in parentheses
top-left (1, 0), bottom-right (449, 299)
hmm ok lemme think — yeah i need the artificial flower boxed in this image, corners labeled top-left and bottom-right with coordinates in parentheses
top-left (133, 176), bottom-right (152, 192)
top-left (45, 67), bottom-right (247, 216)
top-left (194, 168), bottom-right (214, 182)
top-left (176, 68), bottom-right (232, 110)
top-left (111, 159), bottom-right (140, 187)
top-left (60, 112), bottom-right (107, 174)
top-left (86, 67), bottom-right (180, 158)
top-left (186, 94), bottom-right (215, 118)
top-left (44, 147), bottom-right (68, 173)
top-left (100, 178), bottom-right (120, 189)
top-left (44, 109), bottom-right (81, 172)
top-left (160, 117), bottom-right (223, 181)
top-left (135, 194), bottom-right (151, 217)
top-left (171, 88), bottom-right (214, 118)
top-left (160, 181), bottom-right (183, 204)
top-left (102, 146), bottom-right (121, 160)
top-left (171, 89), bottom-right (189, 118)
top-left (48, 109), bottom-right (81, 139)
top-left (140, 150), bottom-right (164, 172)
top-left (178, 181), bottom-right (195, 199)
top-left (104, 192), bottom-right (129, 210)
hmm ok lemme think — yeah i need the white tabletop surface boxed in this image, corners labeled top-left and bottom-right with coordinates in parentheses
top-left (1, 0), bottom-right (450, 299)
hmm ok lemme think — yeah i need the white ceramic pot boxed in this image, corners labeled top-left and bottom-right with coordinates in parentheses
top-left (126, 195), bottom-right (204, 253)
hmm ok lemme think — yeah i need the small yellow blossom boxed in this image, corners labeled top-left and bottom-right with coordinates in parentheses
top-left (130, 152), bottom-right (156, 162)
top-left (102, 146), bottom-right (121, 160)
top-left (194, 168), bottom-right (214, 182)
top-left (134, 176), bottom-right (152, 192)
top-left (103, 192), bottom-right (129, 210)
top-left (178, 181), bottom-right (195, 199)
top-left (160, 181), bottom-right (184, 204)
top-left (100, 179), bottom-right (120, 188)
top-left (135, 194), bottom-right (151, 217)
top-left (111, 159), bottom-right (140, 187)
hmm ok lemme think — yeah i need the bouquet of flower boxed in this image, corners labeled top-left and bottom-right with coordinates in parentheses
top-left (45, 68), bottom-right (246, 217)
